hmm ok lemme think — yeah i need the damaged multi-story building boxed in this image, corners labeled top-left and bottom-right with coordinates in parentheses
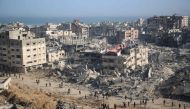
top-left (141, 15), bottom-right (189, 47)
top-left (32, 23), bottom-right (72, 39)
top-left (116, 28), bottom-right (139, 43)
top-left (0, 26), bottom-right (46, 72)
top-left (102, 44), bottom-right (149, 74)
top-left (79, 50), bottom-right (102, 70)
top-left (77, 44), bottom-right (149, 74)
top-left (146, 15), bottom-right (188, 33)
top-left (71, 20), bottom-right (89, 39)
top-left (47, 49), bottom-right (65, 63)
top-left (156, 29), bottom-right (183, 47)
top-left (90, 22), bottom-right (117, 37)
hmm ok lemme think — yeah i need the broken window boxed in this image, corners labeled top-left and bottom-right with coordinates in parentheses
top-left (27, 61), bottom-right (32, 64)
top-left (16, 55), bottom-right (21, 58)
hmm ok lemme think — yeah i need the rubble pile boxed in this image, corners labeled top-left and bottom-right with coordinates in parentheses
top-left (158, 66), bottom-right (190, 100)
top-left (45, 43), bottom-right (190, 102)
top-left (48, 64), bottom-right (172, 100)
top-left (90, 65), bottom-right (175, 100)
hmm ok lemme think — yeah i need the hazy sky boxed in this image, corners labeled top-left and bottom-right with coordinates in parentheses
top-left (0, 0), bottom-right (189, 17)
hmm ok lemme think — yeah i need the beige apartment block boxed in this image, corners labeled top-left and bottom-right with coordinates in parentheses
top-left (0, 29), bottom-right (46, 72)
top-left (117, 28), bottom-right (139, 43)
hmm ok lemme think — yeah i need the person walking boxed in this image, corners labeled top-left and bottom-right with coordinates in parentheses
top-left (114, 104), bottom-right (116, 109)
top-left (163, 100), bottom-right (166, 106)
top-left (67, 88), bottom-right (70, 94)
top-left (133, 102), bottom-right (136, 108)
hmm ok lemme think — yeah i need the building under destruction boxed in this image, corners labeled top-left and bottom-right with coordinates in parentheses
top-left (0, 26), bottom-right (46, 72)
top-left (71, 20), bottom-right (89, 39)
top-left (116, 28), bottom-right (139, 43)
top-left (76, 43), bottom-right (149, 74)
top-left (141, 15), bottom-right (189, 47)
top-left (102, 44), bottom-right (148, 74)
top-left (147, 15), bottom-right (188, 32)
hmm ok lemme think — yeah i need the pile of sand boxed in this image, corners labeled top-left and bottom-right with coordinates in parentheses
top-left (2, 83), bottom-right (56, 109)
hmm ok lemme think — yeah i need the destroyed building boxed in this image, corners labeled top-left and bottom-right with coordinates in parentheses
top-left (31, 23), bottom-right (61, 38)
top-left (0, 26), bottom-right (46, 72)
top-left (116, 28), bottom-right (139, 43)
top-left (147, 15), bottom-right (189, 33)
top-left (47, 48), bottom-right (65, 63)
top-left (159, 66), bottom-right (190, 100)
top-left (102, 44), bottom-right (149, 74)
top-left (140, 15), bottom-right (190, 47)
top-left (79, 50), bottom-right (102, 71)
top-left (90, 22), bottom-right (116, 37)
top-left (66, 42), bottom-right (149, 75)
top-left (156, 29), bottom-right (183, 47)
top-left (89, 22), bottom-right (118, 44)
top-left (31, 23), bottom-right (77, 40)
top-left (71, 20), bottom-right (89, 39)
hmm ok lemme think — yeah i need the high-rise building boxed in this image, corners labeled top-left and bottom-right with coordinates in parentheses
top-left (0, 29), bottom-right (46, 72)
top-left (181, 16), bottom-right (189, 28)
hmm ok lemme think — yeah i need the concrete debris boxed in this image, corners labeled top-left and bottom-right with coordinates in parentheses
top-left (1, 18), bottom-right (190, 109)
top-left (47, 44), bottom-right (187, 100)
top-left (158, 66), bottom-right (190, 100)
top-left (56, 100), bottom-right (82, 109)
top-left (78, 67), bottom-right (100, 84)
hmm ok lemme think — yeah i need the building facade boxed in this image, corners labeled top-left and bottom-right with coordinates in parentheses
top-left (0, 29), bottom-right (46, 72)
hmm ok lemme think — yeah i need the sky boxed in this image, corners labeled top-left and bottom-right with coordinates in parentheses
top-left (0, 0), bottom-right (190, 18)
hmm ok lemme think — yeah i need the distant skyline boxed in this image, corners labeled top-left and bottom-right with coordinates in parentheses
top-left (0, 0), bottom-right (190, 18)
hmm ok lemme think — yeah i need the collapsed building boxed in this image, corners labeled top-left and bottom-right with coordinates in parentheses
top-left (159, 66), bottom-right (190, 100)
top-left (79, 50), bottom-right (102, 70)
top-left (69, 43), bottom-right (149, 75)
